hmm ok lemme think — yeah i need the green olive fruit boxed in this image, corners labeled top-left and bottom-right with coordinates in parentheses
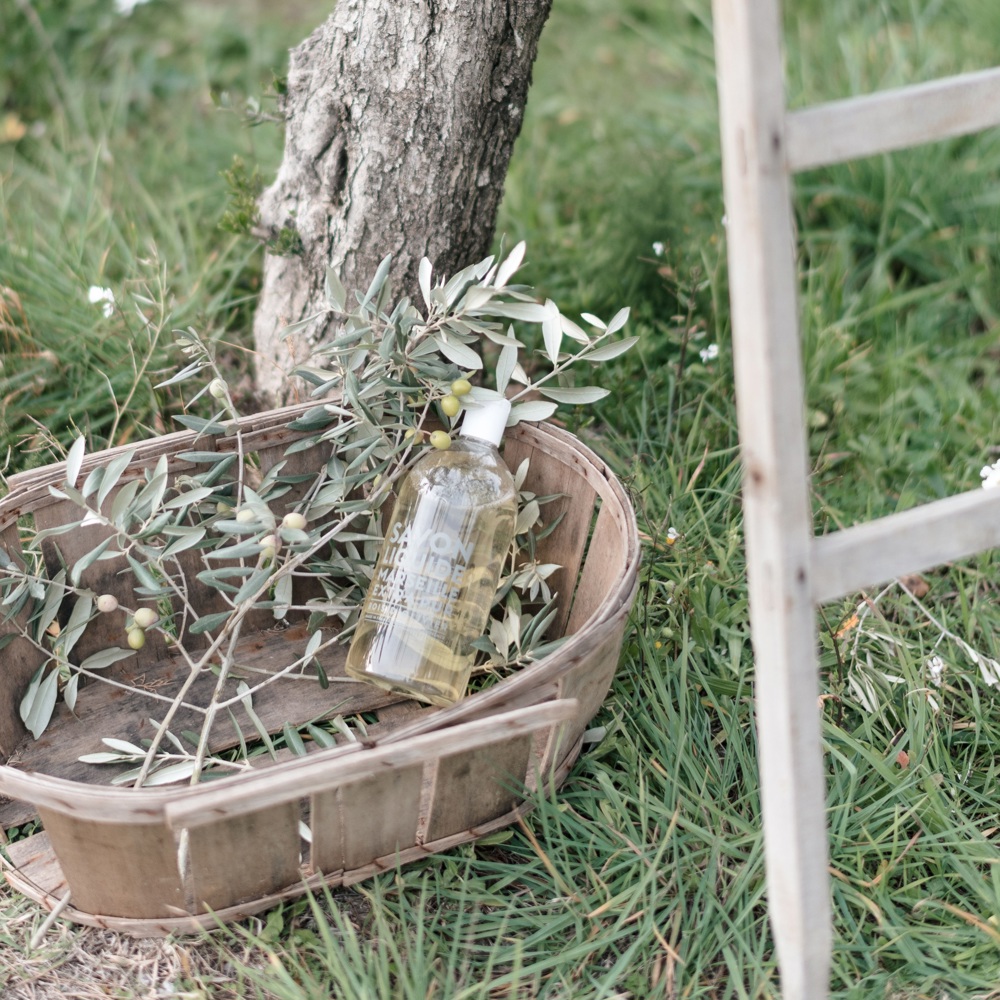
top-left (208, 378), bottom-right (227, 399)
top-left (235, 508), bottom-right (257, 523)
top-left (440, 394), bottom-right (461, 417)
top-left (281, 512), bottom-right (308, 531)
top-left (430, 430), bottom-right (452, 450)
top-left (127, 627), bottom-right (146, 650)
top-left (132, 607), bottom-right (158, 629)
top-left (96, 594), bottom-right (119, 614)
top-left (450, 378), bottom-right (472, 397)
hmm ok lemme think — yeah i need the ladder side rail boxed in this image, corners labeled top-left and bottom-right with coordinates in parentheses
top-left (712, 1), bottom-right (832, 997)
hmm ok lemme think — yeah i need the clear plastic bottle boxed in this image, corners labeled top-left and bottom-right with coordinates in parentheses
top-left (345, 398), bottom-right (517, 705)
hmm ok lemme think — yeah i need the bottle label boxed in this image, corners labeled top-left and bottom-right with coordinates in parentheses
top-left (362, 521), bottom-right (472, 641)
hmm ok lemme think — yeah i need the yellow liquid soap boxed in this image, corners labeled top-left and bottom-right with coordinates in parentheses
top-left (345, 416), bottom-right (517, 706)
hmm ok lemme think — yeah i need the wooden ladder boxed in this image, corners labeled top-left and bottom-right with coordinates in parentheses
top-left (711, 2), bottom-right (1000, 996)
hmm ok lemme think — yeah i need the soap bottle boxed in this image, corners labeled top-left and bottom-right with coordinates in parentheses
top-left (345, 397), bottom-right (518, 706)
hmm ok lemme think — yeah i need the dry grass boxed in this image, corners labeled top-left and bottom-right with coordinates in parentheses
top-left (0, 882), bottom-right (273, 1000)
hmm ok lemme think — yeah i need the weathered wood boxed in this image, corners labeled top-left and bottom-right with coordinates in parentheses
top-left (565, 502), bottom-right (626, 635)
top-left (37, 809), bottom-right (184, 918)
top-left (424, 732), bottom-right (533, 842)
top-left (712, 0), bottom-right (832, 997)
top-left (502, 432), bottom-right (599, 637)
top-left (185, 802), bottom-right (302, 913)
top-left (812, 487), bottom-right (1000, 603)
top-left (0, 410), bottom-right (639, 931)
top-left (786, 67), bottom-right (1000, 172)
top-left (311, 763), bottom-right (423, 873)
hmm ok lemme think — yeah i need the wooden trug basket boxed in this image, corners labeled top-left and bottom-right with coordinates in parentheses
top-left (0, 404), bottom-right (639, 936)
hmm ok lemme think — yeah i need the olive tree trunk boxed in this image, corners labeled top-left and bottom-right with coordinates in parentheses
top-left (253, 0), bottom-right (553, 403)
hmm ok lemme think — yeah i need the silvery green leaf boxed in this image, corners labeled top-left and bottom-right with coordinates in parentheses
top-left (508, 400), bottom-right (558, 425)
top-left (418, 257), bottom-right (433, 311)
top-left (20, 665), bottom-right (58, 740)
top-left (583, 336), bottom-right (639, 362)
top-left (189, 611), bottom-right (235, 634)
top-left (490, 302), bottom-right (550, 323)
top-left (237, 681), bottom-right (276, 757)
top-left (273, 573), bottom-right (292, 620)
top-left (163, 486), bottom-right (216, 510)
top-left (33, 520), bottom-right (82, 541)
top-left (79, 751), bottom-right (130, 764)
top-left (280, 312), bottom-right (323, 339)
top-left (283, 722), bottom-right (307, 756)
top-left (510, 362), bottom-right (530, 386)
top-left (560, 314), bottom-right (590, 344)
top-left (162, 527), bottom-right (208, 559)
top-left (482, 327), bottom-right (524, 348)
top-left (134, 455), bottom-right (169, 515)
top-left (82, 465), bottom-right (105, 500)
top-left (514, 457), bottom-right (530, 491)
top-left (516, 499), bottom-right (541, 535)
top-left (542, 300), bottom-right (562, 364)
top-left (325, 265), bottom-right (347, 310)
top-left (80, 647), bottom-right (136, 671)
top-left (103, 737), bottom-right (145, 754)
top-left (361, 254), bottom-right (393, 308)
top-left (605, 306), bottom-right (631, 334)
top-left (176, 450), bottom-right (230, 464)
top-left (98, 450), bottom-right (137, 510)
top-left (460, 286), bottom-right (495, 312)
top-left (234, 566), bottom-right (274, 605)
top-left (306, 628), bottom-right (323, 659)
top-left (61, 592), bottom-right (94, 656)
top-left (467, 387), bottom-right (505, 404)
top-left (306, 724), bottom-right (337, 749)
top-left (494, 240), bottom-right (526, 288)
top-left (127, 555), bottom-right (166, 594)
top-left (35, 571), bottom-right (67, 642)
top-left (110, 478), bottom-right (142, 527)
top-left (110, 766), bottom-right (144, 785)
top-left (432, 336), bottom-right (484, 370)
top-left (65, 436), bottom-right (86, 488)
top-left (580, 312), bottom-right (607, 330)
top-left (155, 359), bottom-right (206, 389)
top-left (143, 760), bottom-right (199, 786)
top-left (173, 414), bottom-right (227, 434)
top-left (71, 536), bottom-right (115, 586)
top-left (63, 672), bottom-right (79, 713)
top-left (496, 343), bottom-right (518, 394)
top-left (538, 386), bottom-right (611, 404)
top-left (473, 253), bottom-right (495, 280)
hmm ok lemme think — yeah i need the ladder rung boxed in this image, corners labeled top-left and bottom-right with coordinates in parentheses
top-left (786, 67), bottom-right (1000, 172)
top-left (811, 487), bottom-right (1000, 603)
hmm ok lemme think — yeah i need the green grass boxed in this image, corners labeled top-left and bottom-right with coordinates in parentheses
top-left (6, 0), bottom-right (1000, 996)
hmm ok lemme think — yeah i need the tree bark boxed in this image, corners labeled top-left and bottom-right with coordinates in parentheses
top-left (253, 0), bottom-right (553, 403)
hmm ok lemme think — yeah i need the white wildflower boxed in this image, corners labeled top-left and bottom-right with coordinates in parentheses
top-left (699, 343), bottom-right (719, 364)
top-left (652, 241), bottom-right (665, 257)
top-left (114, 0), bottom-right (150, 14)
top-left (925, 655), bottom-right (945, 688)
top-left (981, 459), bottom-right (1000, 489)
top-left (87, 285), bottom-right (115, 318)
top-left (665, 527), bottom-right (680, 545)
